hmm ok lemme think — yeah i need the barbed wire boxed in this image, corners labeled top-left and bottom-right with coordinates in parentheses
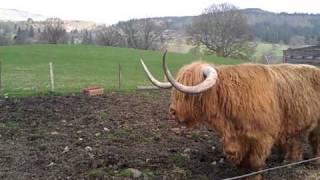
top-left (222, 156), bottom-right (320, 180)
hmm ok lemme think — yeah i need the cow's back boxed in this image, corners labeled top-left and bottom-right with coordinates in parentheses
top-left (270, 64), bottom-right (320, 134)
top-left (215, 63), bottom-right (320, 137)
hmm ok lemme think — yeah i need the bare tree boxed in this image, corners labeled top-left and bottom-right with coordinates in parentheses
top-left (117, 19), bottom-right (140, 48)
top-left (187, 3), bottom-right (253, 59)
top-left (81, 29), bottom-right (94, 45)
top-left (117, 18), bottom-right (166, 50)
top-left (41, 18), bottom-right (67, 44)
top-left (139, 18), bottom-right (166, 50)
top-left (95, 25), bottom-right (123, 46)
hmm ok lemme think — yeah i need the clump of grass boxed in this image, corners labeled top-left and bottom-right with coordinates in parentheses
top-left (0, 123), bottom-right (6, 128)
top-left (142, 170), bottom-right (160, 178)
top-left (0, 121), bottom-right (20, 132)
top-left (105, 128), bottom-right (131, 140)
top-left (191, 132), bottom-right (200, 141)
top-left (118, 169), bottom-right (133, 177)
top-left (38, 144), bottom-right (47, 151)
top-left (169, 153), bottom-right (187, 167)
top-left (87, 168), bottom-right (107, 178)
top-left (100, 112), bottom-right (108, 120)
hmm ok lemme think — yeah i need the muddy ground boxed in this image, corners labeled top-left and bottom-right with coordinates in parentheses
top-left (0, 91), bottom-right (319, 180)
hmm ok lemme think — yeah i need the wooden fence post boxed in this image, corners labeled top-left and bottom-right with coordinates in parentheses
top-left (49, 62), bottom-right (55, 92)
top-left (0, 61), bottom-right (2, 90)
top-left (118, 64), bottom-right (121, 89)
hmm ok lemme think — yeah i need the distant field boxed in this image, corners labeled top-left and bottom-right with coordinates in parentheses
top-left (0, 45), bottom-right (242, 96)
top-left (253, 42), bottom-right (288, 61)
top-left (167, 40), bottom-right (288, 63)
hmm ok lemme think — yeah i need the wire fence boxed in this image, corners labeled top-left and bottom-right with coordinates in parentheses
top-left (0, 61), bottom-right (156, 97)
top-left (222, 156), bottom-right (320, 180)
top-left (0, 54), bottom-right (308, 97)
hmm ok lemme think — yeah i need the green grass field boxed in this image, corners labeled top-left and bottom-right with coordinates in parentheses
top-left (253, 42), bottom-right (288, 61)
top-left (0, 45), bottom-right (242, 96)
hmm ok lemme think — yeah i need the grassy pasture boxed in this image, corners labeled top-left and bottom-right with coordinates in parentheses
top-left (253, 42), bottom-right (288, 60)
top-left (0, 45), bottom-right (242, 96)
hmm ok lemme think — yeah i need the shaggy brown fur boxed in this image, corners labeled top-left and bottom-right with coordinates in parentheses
top-left (169, 62), bottom-right (320, 180)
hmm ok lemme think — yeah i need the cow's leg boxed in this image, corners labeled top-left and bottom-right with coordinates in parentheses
top-left (282, 136), bottom-right (304, 163)
top-left (240, 135), bottom-right (274, 180)
top-left (222, 136), bottom-right (248, 166)
top-left (309, 124), bottom-right (320, 165)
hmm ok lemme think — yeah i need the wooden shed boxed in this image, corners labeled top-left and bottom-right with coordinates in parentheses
top-left (283, 45), bottom-right (320, 66)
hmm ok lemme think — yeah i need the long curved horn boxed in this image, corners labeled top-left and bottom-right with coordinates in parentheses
top-left (162, 51), bottom-right (218, 94)
top-left (140, 59), bottom-right (172, 89)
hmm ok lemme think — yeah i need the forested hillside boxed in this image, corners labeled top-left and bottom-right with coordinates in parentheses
top-left (159, 8), bottom-right (320, 45)
top-left (244, 8), bottom-right (320, 44)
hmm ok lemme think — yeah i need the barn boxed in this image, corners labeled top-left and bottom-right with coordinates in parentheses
top-left (283, 45), bottom-right (320, 66)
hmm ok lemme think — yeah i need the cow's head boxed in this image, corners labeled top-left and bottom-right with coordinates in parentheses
top-left (141, 51), bottom-right (218, 127)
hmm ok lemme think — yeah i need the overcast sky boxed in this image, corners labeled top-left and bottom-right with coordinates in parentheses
top-left (1, 0), bottom-right (320, 24)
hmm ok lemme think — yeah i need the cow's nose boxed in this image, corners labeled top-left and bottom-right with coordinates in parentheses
top-left (169, 107), bottom-right (176, 119)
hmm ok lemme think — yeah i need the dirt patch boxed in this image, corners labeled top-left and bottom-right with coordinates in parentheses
top-left (0, 91), bottom-right (318, 179)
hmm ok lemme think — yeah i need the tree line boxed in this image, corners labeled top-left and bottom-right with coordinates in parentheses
top-left (244, 8), bottom-right (320, 45)
top-left (1, 3), bottom-right (319, 60)
top-left (0, 3), bottom-right (253, 59)
top-left (0, 17), bottom-right (167, 51)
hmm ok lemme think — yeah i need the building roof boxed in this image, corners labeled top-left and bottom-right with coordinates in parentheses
top-left (284, 45), bottom-right (320, 52)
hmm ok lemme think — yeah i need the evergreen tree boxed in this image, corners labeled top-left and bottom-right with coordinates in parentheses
top-left (29, 26), bottom-right (34, 38)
